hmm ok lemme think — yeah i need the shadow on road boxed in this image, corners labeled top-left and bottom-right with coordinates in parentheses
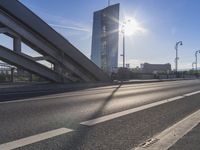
top-left (0, 83), bottom-right (109, 102)
top-left (65, 84), bottom-right (122, 149)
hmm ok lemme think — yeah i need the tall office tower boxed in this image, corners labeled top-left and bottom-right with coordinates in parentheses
top-left (91, 4), bottom-right (120, 74)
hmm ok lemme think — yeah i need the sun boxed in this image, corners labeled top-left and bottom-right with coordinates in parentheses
top-left (121, 18), bottom-right (146, 36)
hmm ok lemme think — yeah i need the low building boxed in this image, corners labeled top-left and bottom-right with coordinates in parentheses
top-left (141, 63), bottom-right (171, 73)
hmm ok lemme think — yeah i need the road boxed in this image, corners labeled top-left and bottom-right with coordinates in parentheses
top-left (1, 80), bottom-right (200, 150)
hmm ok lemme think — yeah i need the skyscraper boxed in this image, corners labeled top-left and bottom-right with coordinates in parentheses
top-left (91, 4), bottom-right (120, 74)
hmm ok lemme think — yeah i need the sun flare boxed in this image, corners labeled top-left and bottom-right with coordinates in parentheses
top-left (121, 18), bottom-right (146, 36)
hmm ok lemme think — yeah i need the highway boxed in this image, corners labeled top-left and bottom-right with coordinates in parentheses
top-left (1, 80), bottom-right (200, 150)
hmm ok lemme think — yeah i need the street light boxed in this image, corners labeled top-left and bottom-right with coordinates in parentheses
top-left (121, 20), bottom-right (131, 68)
top-left (192, 62), bottom-right (196, 70)
top-left (175, 41), bottom-right (183, 73)
top-left (120, 18), bottom-right (144, 68)
top-left (195, 50), bottom-right (200, 74)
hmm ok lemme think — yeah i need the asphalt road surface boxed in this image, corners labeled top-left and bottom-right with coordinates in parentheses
top-left (1, 80), bottom-right (200, 150)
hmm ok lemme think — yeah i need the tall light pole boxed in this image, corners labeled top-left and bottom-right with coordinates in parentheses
top-left (121, 20), bottom-right (130, 68)
top-left (175, 41), bottom-right (183, 73)
top-left (121, 27), bottom-right (125, 68)
top-left (195, 50), bottom-right (200, 74)
top-left (192, 62), bottom-right (196, 70)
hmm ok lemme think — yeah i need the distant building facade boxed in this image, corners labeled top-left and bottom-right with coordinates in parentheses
top-left (91, 4), bottom-right (120, 74)
top-left (141, 63), bottom-right (171, 73)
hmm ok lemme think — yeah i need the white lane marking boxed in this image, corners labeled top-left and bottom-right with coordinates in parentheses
top-left (80, 96), bottom-right (185, 126)
top-left (183, 90), bottom-right (200, 97)
top-left (0, 128), bottom-right (73, 150)
top-left (133, 109), bottom-right (200, 150)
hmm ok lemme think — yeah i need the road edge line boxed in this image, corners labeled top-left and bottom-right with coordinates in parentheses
top-left (133, 109), bottom-right (200, 150)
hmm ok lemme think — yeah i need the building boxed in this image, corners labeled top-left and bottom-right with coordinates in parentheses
top-left (141, 63), bottom-right (171, 73)
top-left (91, 4), bottom-right (120, 74)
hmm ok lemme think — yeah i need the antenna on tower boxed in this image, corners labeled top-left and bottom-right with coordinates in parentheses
top-left (108, 0), bottom-right (110, 6)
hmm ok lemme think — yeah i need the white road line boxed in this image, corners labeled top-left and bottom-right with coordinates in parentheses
top-left (183, 90), bottom-right (200, 97)
top-left (80, 96), bottom-right (185, 126)
top-left (81, 90), bottom-right (200, 126)
top-left (0, 128), bottom-right (73, 150)
top-left (133, 109), bottom-right (200, 150)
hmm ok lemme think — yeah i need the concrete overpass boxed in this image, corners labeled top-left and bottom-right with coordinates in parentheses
top-left (0, 0), bottom-right (109, 83)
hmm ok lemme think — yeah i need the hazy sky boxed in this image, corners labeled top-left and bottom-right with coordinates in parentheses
top-left (8, 0), bottom-right (200, 70)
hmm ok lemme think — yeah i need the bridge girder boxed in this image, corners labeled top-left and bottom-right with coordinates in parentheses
top-left (0, 46), bottom-right (72, 82)
top-left (0, 0), bottom-right (110, 83)
top-left (0, 12), bottom-right (91, 82)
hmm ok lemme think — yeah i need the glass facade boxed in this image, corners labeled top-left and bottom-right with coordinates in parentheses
top-left (91, 4), bottom-right (120, 74)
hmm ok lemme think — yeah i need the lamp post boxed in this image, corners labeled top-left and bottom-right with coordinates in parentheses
top-left (192, 62), bottom-right (196, 70)
top-left (121, 20), bottom-right (130, 68)
top-left (121, 23), bottom-right (125, 68)
top-left (195, 50), bottom-right (200, 74)
top-left (175, 41), bottom-right (183, 73)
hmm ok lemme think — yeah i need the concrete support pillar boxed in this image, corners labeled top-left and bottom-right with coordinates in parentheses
top-left (11, 67), bottom-right (14, 82)
top-left (13, 37), bottom-right (23, 75)
top-left (29, 73), bottom-right (32, 82)
top-left (54, 63), bottom-right (66, 82)
top-left (54, 63), bottom-right (62, 74)
top-left (0, 24), bottom-right (4, 28)
top-left (13, 37), bottom-right (21, 53)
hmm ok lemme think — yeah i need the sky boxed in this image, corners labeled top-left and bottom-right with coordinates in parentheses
top-left (2, 0), bottom-right (200, 70)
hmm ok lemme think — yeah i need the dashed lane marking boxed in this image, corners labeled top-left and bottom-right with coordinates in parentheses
top-left (0, 128), bottom-right (73, 150)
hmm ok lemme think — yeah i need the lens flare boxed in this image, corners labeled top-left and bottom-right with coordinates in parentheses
top-left (121, 18), bottom-right (146, 36)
